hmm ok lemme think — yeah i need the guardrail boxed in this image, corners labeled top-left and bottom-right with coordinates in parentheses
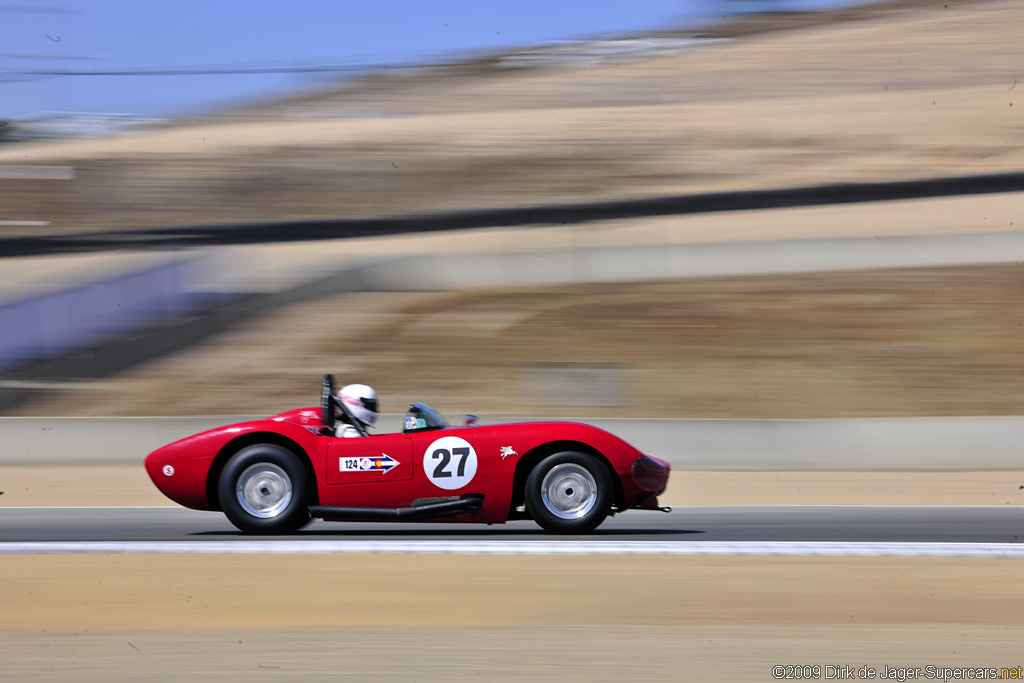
top-left (1, 415), bottom-right (1021, 469)
top-left (348, 232), bottom-right (1024, 291)
top-left (3, 171), bottom-right (1023, 257)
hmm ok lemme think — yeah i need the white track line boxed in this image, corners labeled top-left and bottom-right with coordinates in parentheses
top-left (3, 541), bottom-right (1024, 557)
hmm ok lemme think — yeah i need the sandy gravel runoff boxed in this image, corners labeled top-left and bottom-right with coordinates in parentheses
top-left (1, 554), bottom-right (1023, 681)
top-left (4, 467), bottom-right (1024, 681)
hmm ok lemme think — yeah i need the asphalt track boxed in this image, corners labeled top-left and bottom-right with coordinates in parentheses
top-left (3, 505), bottom-right (1024, 544)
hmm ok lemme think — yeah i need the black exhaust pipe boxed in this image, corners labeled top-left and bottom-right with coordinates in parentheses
top-left (309, 495), bottom-right (483, 522)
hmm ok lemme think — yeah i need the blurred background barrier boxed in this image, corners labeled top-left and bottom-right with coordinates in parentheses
top-left (0, 165), bottom-right (74, 180)
top-left (525, 364), bottom-right (627, 407)
top-left (0, 415), bottom-right (1020, 469)
top-left (0, 256), bottom-right (241, 374)
top-left (7, 228), bottom-right (1022, 411)
top-left (352, 232), bottom-right (1024, 291)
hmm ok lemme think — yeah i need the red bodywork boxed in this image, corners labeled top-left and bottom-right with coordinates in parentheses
top-left (145, 408), bottom-right (670, 525)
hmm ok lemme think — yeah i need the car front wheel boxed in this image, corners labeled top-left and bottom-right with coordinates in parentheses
top-left (218, 444), bottom-right (312, 534)
top-left (525, 451), bottom-right (612, 533)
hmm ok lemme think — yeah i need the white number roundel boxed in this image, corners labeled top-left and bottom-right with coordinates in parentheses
top-left (424, 436), bottom-right (478, 490)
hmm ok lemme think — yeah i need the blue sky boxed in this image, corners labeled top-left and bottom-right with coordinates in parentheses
top-left (0, 1), bottom-right (866, 119)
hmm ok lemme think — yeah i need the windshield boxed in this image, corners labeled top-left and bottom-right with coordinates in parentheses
top-left (403, 402), bottom-right (448, 433)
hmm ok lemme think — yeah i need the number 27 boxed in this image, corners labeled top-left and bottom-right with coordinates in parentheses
top-left (432, 447), bottom-right (469, 478)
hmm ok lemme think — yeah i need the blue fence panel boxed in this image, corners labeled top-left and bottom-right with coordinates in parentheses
top-left (0, 258), bottom-right (222, 372)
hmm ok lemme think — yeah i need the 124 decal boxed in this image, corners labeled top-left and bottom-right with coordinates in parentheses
top-left (339, 454), bottom-right (399, 473)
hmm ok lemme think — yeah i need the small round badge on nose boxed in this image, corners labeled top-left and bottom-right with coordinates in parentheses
top-left (163, 465), bottom-right (175, 477)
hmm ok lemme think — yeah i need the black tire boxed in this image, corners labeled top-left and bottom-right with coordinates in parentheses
top-left (218, 444), bottom-right (312, 535)
top-left (525, 451), bottom-right (612, 534)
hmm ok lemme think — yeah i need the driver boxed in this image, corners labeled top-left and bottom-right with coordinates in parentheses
top-left (335, 383), bottom-right (379, 438)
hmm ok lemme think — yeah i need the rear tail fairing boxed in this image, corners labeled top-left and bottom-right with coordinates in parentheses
top-left (438, 420), bottom-right (668, 518)
top-left (528, 422), bottom-right (667, 503)
top-left (630, 454), bottom-right (671, 509)
top-left (510, 422), bottom-right (671, 510)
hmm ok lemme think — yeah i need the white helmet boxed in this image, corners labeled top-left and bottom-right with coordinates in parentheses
top-left (337, 384), bottom-right (379, 427)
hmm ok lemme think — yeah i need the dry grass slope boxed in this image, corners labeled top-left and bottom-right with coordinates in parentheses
top-left (22, 263), bottom-right (1024, 419)
top-left (0, 0), bottom-right (1021, 232)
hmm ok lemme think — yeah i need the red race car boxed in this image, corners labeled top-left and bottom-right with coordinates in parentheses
top-left (145, 375), bottom-right (671, 534)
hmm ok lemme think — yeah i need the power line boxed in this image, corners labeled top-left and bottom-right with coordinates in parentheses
top-left (0, 4), bottom-right (77, 14)
top-left (0, 59), bottom-right (460, 80)
top-left (0, 52), bottom-right (101, 60)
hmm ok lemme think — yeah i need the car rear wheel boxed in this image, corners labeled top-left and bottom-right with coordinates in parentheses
top-left (219, 444), bottom-right (312, 534)
top-left (525, 451), bottom-right (612, 533)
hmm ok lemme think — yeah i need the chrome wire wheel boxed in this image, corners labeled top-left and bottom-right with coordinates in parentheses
top-left (540, 463), bottom-right (599, 520)
top-left (236, 463), bottom-right (293, 519)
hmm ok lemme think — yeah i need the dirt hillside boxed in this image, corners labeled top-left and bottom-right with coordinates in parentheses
top-left (1, 0), bottom-right (1021, 232)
